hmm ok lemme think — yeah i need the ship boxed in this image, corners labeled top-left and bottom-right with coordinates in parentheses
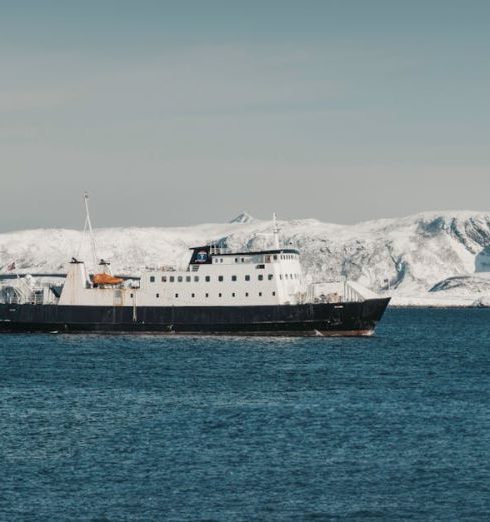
top-left (0, 196), bottom-right (390, 336)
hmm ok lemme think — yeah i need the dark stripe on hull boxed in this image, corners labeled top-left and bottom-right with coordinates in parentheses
top-left (0, 298), bottom-right (390, 336)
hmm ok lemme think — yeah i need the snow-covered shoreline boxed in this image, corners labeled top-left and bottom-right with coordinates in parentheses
top-left (1, 210), bottom-right (490, 307)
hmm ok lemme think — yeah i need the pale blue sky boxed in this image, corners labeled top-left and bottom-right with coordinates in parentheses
top-left (1, 1), bottom-right (489, 230)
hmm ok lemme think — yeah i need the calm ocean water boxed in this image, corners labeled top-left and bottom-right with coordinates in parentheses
top-left (1, 308), bottom-right (489, 521)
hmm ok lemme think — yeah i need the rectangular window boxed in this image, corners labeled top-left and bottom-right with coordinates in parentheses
top-left (170, 276), bottom-right (175, 282)
top-left (218, 276), bottom-right (224, 282)
top-left (161, 276), bottom-right (167, 282)
top-left (177, 276), bottom-right (183, 282)
top-left (256, 264), bottom-right (265, 269)
top-left (258, 292), bottom-right (262, 297)
top-left (245, 292), bottom-right (249, 297)
top-left (218, 293), bottom-right (222, 297)
top-left (186, 276), bottom-right (191, 282)
top-left (231, 275), bottom-right (237, 281)
top-left (268, 274), bottom-right (273, 280)
top-left (205, 293), bottom-right (209, 298)
top-left (191, 293), bottom-right (195, 298)
top-left (205, 276), bottom-right (210, 282)
top-left (273, 255), bottom-right (278, 260)
top-left (272, 291), bottom-right (276, 296)
top-left (245, 275), bottom-right (250, 281)
top-left (175, 293), bottom-right (179, 298)
top-left (280, 275), bottom-right (283, 280)
top-left (235, 258), bottom-right (238, 263)
top-left (156, 293), bottom-right (159, 298)
top-left (130, 293), bottom-right (133, 298)
top-left (194, 276), bottom-right (199, 282)
top-left (232, 292), bottom-right (236, 297)
top-left (258, 275), bottom-right (263, 281)
top-left (150, 276), bottom-right (155, 282)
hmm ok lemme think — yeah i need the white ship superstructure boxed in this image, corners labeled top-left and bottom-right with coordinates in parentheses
top-left (57, 246), bottom-right (306, 307)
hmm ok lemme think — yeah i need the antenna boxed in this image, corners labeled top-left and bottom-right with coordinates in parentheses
top-left (272, 212), bottom-right (280, 249)
top-left (83, 192), bottom-right (98, 270)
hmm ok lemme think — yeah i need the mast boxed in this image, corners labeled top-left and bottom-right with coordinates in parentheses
top-left (273, 212), bottom-right (280, 249)
top-left (83, 192), bottom-right (98, 270)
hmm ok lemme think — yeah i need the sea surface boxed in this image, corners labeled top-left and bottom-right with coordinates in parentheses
top-left (1, 308), bottom-right (489, 521)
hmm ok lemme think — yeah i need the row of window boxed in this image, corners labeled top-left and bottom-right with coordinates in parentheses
top-left (150, 273), bottom-right (300, 283)
top-left (155, 291), bottom-right (277, 299)
top-left (212, 254), bottom-right (296, 264)
top-left (151, 274), bottom-right (271, 283)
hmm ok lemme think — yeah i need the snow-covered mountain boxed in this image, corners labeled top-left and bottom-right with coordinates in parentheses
top-left (1, 210), bottom-right (490, 306)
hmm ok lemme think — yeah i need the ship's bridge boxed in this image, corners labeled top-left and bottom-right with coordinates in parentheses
top-left (188, 245), bottom-right (300, 267)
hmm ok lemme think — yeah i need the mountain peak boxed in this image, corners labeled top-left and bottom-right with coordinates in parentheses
top-left (229, 211), bottom-right (255, 224)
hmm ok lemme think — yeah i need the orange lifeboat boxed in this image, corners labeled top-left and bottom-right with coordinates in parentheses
top-left (91, 273), bottom-right (124, 285)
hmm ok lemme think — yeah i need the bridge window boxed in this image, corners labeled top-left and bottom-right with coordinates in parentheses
top-left (150, 276), bottom-right (155, 283)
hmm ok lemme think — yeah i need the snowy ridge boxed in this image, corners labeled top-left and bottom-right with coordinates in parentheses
top-left (1, 210), bottom-right (490, 307)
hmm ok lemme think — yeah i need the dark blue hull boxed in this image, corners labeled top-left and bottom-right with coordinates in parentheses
top-left (0, 298), bottom-right (390, 336)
